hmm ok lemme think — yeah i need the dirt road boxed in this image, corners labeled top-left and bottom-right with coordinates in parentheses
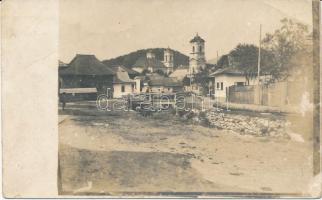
top-left (58, 103), bottom-right (314, 196)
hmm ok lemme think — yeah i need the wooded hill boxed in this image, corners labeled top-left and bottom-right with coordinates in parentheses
top-left (102, 48), bottom-right (189, 69)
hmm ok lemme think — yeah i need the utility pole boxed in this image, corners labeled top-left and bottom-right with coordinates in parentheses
top-left (216, 51), bottom-right (219, 65)
top-left (257, 24), bottom-right (262, 85)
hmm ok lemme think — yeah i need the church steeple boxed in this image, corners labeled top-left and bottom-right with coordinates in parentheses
top-left (189, 33), bottom-right (206, 73)
top-left (163, 47), bottom-right (174, 74)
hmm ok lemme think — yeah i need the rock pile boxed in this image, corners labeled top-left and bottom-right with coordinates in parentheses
top-left (204, 110), bottom-right (288, 137)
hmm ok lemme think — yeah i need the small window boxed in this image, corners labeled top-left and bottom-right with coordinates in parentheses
top-left (216, 82), bottom-right (220, 89)
top-left (192, 46), bottom-right (195, 53)
top-left (199, 46), bottom-right (202, 52)
top-left (121, 85), bottom-right (125, 92)
top-left (220, 82), bottom-right (223, 90)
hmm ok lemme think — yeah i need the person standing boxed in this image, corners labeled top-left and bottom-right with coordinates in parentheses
top-left (60, 92), bottom-right (67, 111)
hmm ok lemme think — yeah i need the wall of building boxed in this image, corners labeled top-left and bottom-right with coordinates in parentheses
top-left (113, 83), bottom-right (134, 98)
top-left (59, 74), bottom-right (114, 95)
top-left (213, 75), bottom-right (248, 102)
top-left (134, 79), bottom-right (142, 93)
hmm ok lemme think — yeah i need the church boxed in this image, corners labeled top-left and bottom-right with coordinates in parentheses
top-left (170, 33), bottom-right (207, 81)
top-left (132, 33), bottom-right (207, 78)
top-left (132, 48), bottom-right (174, 75)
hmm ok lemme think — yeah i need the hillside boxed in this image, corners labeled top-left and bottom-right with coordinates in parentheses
top-left (102, 48), bottom-right (189, 69)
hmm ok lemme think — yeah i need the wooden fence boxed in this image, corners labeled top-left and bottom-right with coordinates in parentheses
top-left (228, 81), bottom-right (308, 107)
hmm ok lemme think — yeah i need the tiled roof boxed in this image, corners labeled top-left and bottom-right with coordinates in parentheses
top-left (60, 54), bottom-right (115, 76)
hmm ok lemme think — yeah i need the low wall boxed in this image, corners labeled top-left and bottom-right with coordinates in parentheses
top-left (214, 101), bottom-right (299, 113)
top-left (205, 110), bottom-right (288, 137)
top-left (227, 81), bottom-right (310, 109)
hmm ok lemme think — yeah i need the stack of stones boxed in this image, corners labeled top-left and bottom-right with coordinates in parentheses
top-left (204, 110), bottom-right (288, 137)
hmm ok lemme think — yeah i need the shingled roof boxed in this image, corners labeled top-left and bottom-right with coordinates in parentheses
top-left (190, 34), bottom-right (205, 43)
top-left (60, 54), bottom-right (115, 76)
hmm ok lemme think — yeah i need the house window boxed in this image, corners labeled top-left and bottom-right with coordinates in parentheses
top-left (121, 85), bottom-right (125, 92)
top-left (216, 82), bottom-right (220, 89)
top-left (221, 82), bottom-right (223, 90)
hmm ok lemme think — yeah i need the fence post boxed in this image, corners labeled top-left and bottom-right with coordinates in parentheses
top-left (226, 87), bottom-right (229, 111)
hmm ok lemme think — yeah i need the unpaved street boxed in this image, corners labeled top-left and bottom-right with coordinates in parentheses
top-left (59, 102), bottom-right (314, 196)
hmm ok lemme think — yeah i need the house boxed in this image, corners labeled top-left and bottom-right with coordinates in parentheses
top-left (59, 54), bottom-right (115, 100)
top-left (169, 65), bottom-right (190, 81)
top-left (112, 66), bottom-right (136, 98)
top-left (145, 73), bottom-right (183, 93)
top-left (209, 67), bottom-right (257, 102)
top-left (110, 65), bottom-right (139, 79)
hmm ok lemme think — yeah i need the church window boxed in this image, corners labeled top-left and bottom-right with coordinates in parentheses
top-left (193, 46), bottom-right (195, 53)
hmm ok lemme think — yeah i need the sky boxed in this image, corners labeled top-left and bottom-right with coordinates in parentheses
top-left (59, 0), bottom-right (313, 63)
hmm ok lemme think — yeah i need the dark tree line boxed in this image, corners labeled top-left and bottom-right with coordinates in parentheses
top-left (216, 18), bottom-right (312, 81)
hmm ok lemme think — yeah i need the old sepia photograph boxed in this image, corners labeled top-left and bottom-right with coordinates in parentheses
top-left (57, 0), bottom-right (320, 197)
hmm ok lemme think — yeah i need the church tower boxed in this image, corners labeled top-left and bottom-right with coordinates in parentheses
top-left (189, 33), bottom-right (206, 74)
top-left (163, 47), bottom-right (174, 74)
top-left (146, 50), bottom-right (156, 59)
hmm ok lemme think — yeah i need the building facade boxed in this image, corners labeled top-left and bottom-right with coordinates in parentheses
top-left (112, 66), bottom-right (136, 98)
top-left (59, 54), bottom-right (115, 100)
top-left (209, 67), bottom-right (257, 102)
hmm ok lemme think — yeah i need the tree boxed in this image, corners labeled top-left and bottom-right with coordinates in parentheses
top-left (193, 68), bottom-right (210, 95)
top-left (228, 43), bottom-right (275, 79)
top-left (217, 55), bottom-right (229, 68)
top-left (262, 18), bottom-right (310, 80)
